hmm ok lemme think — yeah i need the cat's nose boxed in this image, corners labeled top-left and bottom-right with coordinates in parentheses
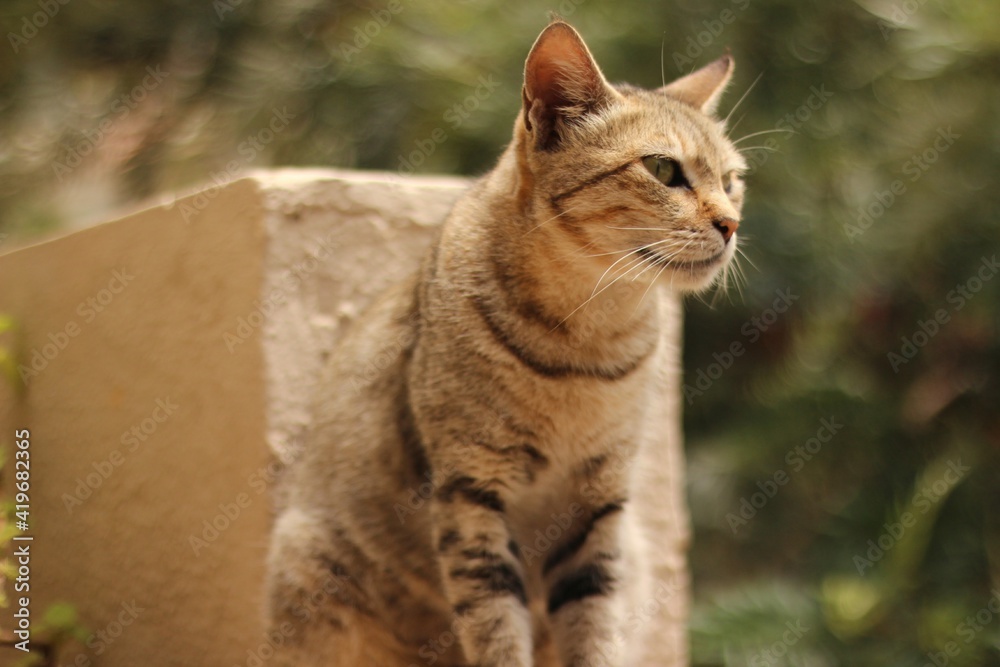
top-left (712, 218), bottom-right (739, 243)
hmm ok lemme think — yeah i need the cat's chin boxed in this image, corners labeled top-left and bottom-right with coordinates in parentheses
top-left (657, 251), bottom-right (733, 293)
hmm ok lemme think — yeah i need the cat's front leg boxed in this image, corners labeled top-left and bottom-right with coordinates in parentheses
top-left (543, 466), bottom-right (632, 667)
top-left (431, 473), bottom-right (533, 667)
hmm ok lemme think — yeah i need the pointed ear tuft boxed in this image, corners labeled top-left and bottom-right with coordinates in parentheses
top-left (659, 54), bottom-right (734, 116)
top-left (522, 21), bottom-right (615, 149)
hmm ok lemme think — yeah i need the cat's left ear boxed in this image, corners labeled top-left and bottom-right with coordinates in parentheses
top-left (522, 21), bottom-right (617, 149)
top-left (659, 54), bottom-right (734, 116)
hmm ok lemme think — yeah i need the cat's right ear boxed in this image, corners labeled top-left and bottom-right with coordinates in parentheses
top-left (522, 21), bottom-right (615, 150)
top-left (659, 54), bottom-right (734, 116)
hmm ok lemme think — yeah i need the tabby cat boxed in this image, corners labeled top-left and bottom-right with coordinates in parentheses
top-left (267, 20), bottom-right (746, 667)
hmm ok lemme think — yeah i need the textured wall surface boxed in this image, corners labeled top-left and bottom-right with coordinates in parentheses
top-left (0, 169), bottom-right (689, 666)
top-left (0, 178), bottom-right (271, 666)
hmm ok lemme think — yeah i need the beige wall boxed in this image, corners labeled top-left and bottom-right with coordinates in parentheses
top-left (0, 169), bottom-right (689, 666)
top-left (1, 178), bottom-right (271, 666)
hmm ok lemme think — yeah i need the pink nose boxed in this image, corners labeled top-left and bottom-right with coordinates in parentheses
top-left (713, 218), bottom-right (739, 242)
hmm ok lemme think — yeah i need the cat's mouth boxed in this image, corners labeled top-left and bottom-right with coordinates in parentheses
top-left (636, 248), bottom-right (727, 271)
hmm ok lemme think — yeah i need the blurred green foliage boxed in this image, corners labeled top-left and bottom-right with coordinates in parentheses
top-left (1, 0), bottom-right (998, 664)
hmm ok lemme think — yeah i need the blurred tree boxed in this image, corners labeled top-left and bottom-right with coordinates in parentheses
top-left (0, 0), bottom-right (997, 664)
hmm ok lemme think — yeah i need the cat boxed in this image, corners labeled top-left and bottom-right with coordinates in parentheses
top-left (267, 19), bottom-right (746, 667)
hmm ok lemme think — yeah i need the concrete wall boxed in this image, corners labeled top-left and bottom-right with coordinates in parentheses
top-left (0, 169), bottom-right (689, 666)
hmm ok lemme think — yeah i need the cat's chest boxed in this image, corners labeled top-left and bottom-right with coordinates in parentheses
top-left (503, 367), bottom-right (654, 492)
top-left (512, 357), bottom-right (654, 444)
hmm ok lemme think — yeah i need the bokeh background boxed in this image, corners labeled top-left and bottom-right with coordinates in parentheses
top-left (2, 0), bottom-right (998, 665)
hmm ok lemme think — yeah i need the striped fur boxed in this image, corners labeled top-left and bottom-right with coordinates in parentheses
top-left (267, 19), bottom-right (746, 667)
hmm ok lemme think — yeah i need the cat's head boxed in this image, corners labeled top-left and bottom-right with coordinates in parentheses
top-left (515, 21), bottom-right (747, 293)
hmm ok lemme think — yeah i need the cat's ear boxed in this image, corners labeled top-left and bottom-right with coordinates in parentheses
top-left (659, 54), bottom-right (734, 116)
top-left (522, 21), bottom-right (616, 149)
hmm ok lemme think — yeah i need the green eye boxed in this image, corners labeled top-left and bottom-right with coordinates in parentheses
top-left (642, 156), bottom-right (687, 188)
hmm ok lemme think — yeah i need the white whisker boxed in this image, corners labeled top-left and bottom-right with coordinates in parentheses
top-left (660, 32), bottom-right (667, 88)
top-left (629, 260), bottom-right (673, 322)
top-left (554, 237), bottom-right (694, 332)
top-left (590, 249), bottom-right (650, 299)
top-left (724, 71), bottom-right (764, 130)
top-left (558, 240), bottom-right (602, 261)
top-left (550, 256), bottom-right (648, 332)
top-left (734, 244), bottom-right (759, 272)
top-left (605, 226), bottom-right (669, 232)
top-left (711, 257), bottom-right (737, 307)
top-left (522, 206), bottom-right (580, 237)
top-left (732, 128), bottom-right (795, 145)
top-left (727, 112), bottom-right (748, 139)
top-left (576, 247), bottom-right (638, 259)
top-left (628, 240), bottom-right (695, 298)
top-left (589, 238), bottom-right (682, 297)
